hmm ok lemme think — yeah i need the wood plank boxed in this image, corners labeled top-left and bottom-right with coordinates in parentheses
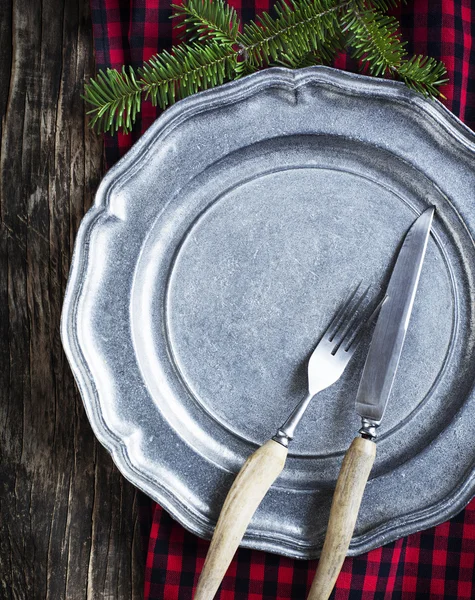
top-left (0, 1), bottom-right (144, 597)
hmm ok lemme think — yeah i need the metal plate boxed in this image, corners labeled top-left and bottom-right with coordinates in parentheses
top-left (61, 67), bottom-right (475, 558)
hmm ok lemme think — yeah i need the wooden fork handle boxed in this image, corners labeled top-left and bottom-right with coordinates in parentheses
top-left (194, 439), bottom-right (288, 600)
top-left (307, 436), bottom-right (376, 600)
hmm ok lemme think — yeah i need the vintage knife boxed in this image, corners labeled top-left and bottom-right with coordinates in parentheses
top-left (307, 206), bottom-right (435, 600)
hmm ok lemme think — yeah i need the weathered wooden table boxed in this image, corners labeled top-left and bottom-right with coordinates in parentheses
top-left (0, 1), bottom-right (144, 597)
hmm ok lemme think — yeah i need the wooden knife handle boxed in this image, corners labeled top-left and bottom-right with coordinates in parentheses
top-left (194, 439), bottom-right (288, 600)
top-left (307, 436), bottom-right (376, 600)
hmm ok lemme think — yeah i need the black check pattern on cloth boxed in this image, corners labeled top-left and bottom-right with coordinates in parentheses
top-left (90, 1), bottom-right (475, 598)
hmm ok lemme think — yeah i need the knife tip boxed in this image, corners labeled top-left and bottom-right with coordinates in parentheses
top-left (419, 205), bottom-right (435, 226)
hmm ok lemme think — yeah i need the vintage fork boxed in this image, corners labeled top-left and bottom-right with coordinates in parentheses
top-left (194, 284), bottom-right (380, 600)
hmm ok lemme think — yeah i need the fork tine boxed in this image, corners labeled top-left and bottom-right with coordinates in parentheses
top-left (332, 285), bottom-right (371, 348)
top-left (344, 294), bottom-right (387, 352)
top-left (339, 293), bottom-right (387, 355)
top-left (326, 282), bottom-right (362, 342)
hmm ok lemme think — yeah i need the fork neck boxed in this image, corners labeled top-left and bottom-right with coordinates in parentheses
top-left (272, 392), bottom-right (314, 447)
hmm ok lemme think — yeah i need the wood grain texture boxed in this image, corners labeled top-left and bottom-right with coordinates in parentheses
top-left (307, 437), bottom-right (376, 600)
top-left (195, 439), bottom-right (288, 600)
top-left (0, 1), bottom-right (144, 598)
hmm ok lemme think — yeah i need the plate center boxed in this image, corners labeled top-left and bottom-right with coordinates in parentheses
top-left (165, 167), bottom-right (452, 454)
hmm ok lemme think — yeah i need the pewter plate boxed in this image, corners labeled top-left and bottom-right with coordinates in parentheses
top-left (61, 66), bottom-right (475, 558)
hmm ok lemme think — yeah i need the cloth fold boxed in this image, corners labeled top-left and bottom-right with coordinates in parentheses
top-left (90, 1), bottom-right (475, 597)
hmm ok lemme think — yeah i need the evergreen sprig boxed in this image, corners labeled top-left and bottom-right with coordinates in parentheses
top-left (140, 43), bottom-right (238, 105)
top-left (173, 0), bottom-right (240, 43)
top-left (397, 55), bottom-right (448, 97)
top-left (342, 5), bottom-right (405, 76)
top-left (84, 0), bottom-right (448, 134)
top-left (238, 0), bottom-right (345, 72)
top-left (85, 67), bottom-right (142, 133)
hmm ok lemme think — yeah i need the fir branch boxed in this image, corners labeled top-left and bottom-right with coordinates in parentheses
top-left (140, 43), bottom-right (238, 105)
top-left (172, 0), bottom-right (240, 44)
top-left (238, 0), bottom-right (348, 70)
top-left (342, 4), bottom-right (405, 76)
top-left (84, 0), bottom-right (448, 135)
top-left (84, 44), bottom-right (238, 133)
top-left (397, 55), bottom-right (449, 97)
top-left (83, 67), bottom-right (142, 133)
top-left (342, 2), bottom-right (447, 93)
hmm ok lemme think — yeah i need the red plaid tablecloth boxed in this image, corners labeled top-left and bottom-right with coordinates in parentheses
top-left (90, 1), bottom-right (475, 598)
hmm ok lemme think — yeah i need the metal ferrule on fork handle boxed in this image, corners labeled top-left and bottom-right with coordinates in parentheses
top-left (272, 391), bottom-right (314, 447)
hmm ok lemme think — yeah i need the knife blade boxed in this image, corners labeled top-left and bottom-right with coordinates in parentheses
top-left (356, 206), bottom-right (434, 429)
top-left (307, 206), bottom-right (435, 600)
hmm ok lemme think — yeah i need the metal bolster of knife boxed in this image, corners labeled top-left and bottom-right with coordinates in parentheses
top-left (359, 417), bottom-right (381, 441)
